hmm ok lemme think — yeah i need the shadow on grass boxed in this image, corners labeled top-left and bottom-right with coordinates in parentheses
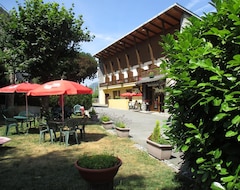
top-left (0, 146), bottom-right (17, 161)
top-left (82, 133), bottom-right (107, 142)
top-left (114, 174), bottom-right (146, 189)
top-left (0, 146), bottom-right (147, 190)
top-left (0, 148), bottom-right (90, 189)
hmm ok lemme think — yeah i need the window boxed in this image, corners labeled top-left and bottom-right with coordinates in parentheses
top-left (113, 90), bottom-right (120, 99)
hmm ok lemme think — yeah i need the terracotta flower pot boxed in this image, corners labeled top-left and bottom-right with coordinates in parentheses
top-left (75, 157), bottom-right (122, 184)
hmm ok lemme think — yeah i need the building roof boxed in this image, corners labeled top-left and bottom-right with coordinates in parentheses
top-left (94, 3), bottom-right (200, 59)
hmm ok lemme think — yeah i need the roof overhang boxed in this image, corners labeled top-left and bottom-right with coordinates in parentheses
top-left (94, 3), bottom-right (200, 59)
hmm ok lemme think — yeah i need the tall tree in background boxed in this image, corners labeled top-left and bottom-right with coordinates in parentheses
top-left (0, 0), bottom-right (96, 113)
top-left (0, 0), bottom-right (95, 83)
top-left (62, 52), bottom-right (98, 82)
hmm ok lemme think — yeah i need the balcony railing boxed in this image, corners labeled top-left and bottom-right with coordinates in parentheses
top-left (99, 68), bottom-right (159, 87)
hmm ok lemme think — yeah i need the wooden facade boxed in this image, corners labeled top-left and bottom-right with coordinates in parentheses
top-left (94, 4), bottom-right (199, 111)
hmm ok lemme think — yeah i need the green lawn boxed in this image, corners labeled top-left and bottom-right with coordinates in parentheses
top-left (0, 122), bottom-right (188, 189)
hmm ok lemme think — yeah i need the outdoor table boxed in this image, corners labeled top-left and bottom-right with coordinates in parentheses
top-left (47, 120), bottom-right (66, 141)
top-left (14, 115), bottom-right (28, 132)
top-left (47, 120), bottom-right (66, 131)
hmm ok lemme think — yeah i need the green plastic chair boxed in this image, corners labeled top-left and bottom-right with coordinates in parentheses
top-left (39, 119), bottom-right (56, 143)
top-left (60, 118), bottom-right (80, 146)
top-left (2, 114), bottom-right (19, 136)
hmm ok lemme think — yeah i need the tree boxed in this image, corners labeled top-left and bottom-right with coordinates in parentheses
top-left (0, 0), bottom-right (95, 83)
top-left (62, 52), bottom-right (98, 82)
top-left (161, 0), bottom-right (240, 189)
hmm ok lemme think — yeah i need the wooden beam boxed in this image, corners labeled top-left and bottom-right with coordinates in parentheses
top-left (116, 57), bottom-right (122, 71)
top-left (109, 61), bottom-right (114, 73)
top-left (145, 29), bottom-right (155, 64)
top-left (134, 36), bottom-right (142, 66)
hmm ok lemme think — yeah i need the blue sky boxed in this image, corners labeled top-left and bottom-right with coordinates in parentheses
top-left (0, 0), bottom-right (215, 84)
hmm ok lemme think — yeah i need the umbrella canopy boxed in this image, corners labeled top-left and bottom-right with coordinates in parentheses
top-left (27, 79), bottom-right (92, 96)
top-left (120, 92), bottom-right (133, 97)
top-left (120, 92), bottom-right (142, 97)
top-left (27, 79), bottom-right (93, 121)
top-left (131, 92), bottom-right (142, 97)
top-left (0, 82), bottom-right (41, 116)
top-left (0, 82), bottom-right (41, 93)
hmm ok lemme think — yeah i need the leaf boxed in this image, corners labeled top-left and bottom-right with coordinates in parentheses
top-left (213, 113), bottom-right (229, 121)
top-left (219, 168), bottom-right (229, 175)
top-left (181, 145), bottom-right (189, 152)
top-left (210, 182), bottom-right (226, 190)
top-left (238, 135), bottom-right (240, 142)
top-left (202, 172), bottom-right (209, 182)
top-left (196, 157), bottom-right (206, 164)
top-left (221, 102), bottom-right (238, 112)
top-left (210, 75), bottom-right (221, 81)
top-left (225, 130), bottom-right (238, 137)
top-left (231, 115), bottom-right (240, 124)
top-left (221, 175), bottom-right (235, 183)
top-left (214, 149), bottom-right (222, 159)
top-left (185, 123), bottom-right (197, 129)
top-left (213, 98), bottom-right (222, 106)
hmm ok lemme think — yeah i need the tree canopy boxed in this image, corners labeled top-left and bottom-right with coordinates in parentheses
top-left (0, 0), bottom-right (96, 84)
top-left (161, 0), bottom-right (240, 189)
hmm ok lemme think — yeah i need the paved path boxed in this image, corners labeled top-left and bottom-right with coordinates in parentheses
top-left (93, 105), bottom-right (183, 172)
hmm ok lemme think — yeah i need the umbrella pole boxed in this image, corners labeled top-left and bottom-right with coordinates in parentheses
top-left (25, 94), bottom-right (28, 117)
top-left (60, 95), bottom-right (64, 122)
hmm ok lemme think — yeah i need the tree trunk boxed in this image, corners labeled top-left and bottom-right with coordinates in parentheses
top-left (5, 94), bottom-right (15, 117)
top-left (40, 96), bottom-right (50, 118)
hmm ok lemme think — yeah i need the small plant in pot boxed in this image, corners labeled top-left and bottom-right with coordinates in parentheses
top-left (75, 153), bottom-right (122, 189)
top-left (115, 121), bottom-right (130, 138)
top-left (89, 108), bottom-right (98, 121)
top-left (146, 120), bottom-right (172, 160)
top-left (100, 114), bottom-right (113, 129)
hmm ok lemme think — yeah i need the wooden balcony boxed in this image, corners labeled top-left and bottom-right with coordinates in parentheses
top-left (99, 68), bottom-right (159, 87)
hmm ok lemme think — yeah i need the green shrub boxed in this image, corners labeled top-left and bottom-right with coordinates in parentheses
top-left (115, 121), bottom-right (126, 128)
top-left (49, 94), bottom-right (92, 110)
top-left (100, 115), bottom-right (110, 122)
top-left (150, 120), bottom-right (170, 144)
top-left (89, 107), bottom-right (97, 116)
top-left (161, 0), bottom-right (240, 189)
top-left (77, 154), bottom-right (119, 169)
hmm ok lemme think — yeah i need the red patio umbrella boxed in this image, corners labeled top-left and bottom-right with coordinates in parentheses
top-left (131, 92), bottom-right (142, 97)
top-left (120, 92), bottom-right (133, 97)
top-left (120, 92), bottom-right (142, 97)
top-left (0, 82), bottom-right (41, 116)
top-left (0, 82), bottom-right (40, 93)
top-left (27, 79), bottom-right (93, 121)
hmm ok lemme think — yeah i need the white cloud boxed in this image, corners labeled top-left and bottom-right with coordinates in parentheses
top-left (186, 0), bottom-right (201, 9)
top-left (194, 4), bottom-right (215, 16)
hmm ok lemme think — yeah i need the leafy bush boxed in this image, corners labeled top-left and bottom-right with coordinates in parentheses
top-left (115, 121), bottom-right (126, 128)
top-left (100, 115), bottom-right (110, 122)
top-left (77, 154), bottom-right (119, 169)
top-left (49, 94), bottom-right (92, 110)
top-left (161, 0), bottom-right (240, 189)
top-left (89, 107), bottom-right (97, 116)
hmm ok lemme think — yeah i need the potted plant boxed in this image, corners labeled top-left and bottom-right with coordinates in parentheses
top-left (89, 108), bottom-right (98, 122)
top-left (75, 154), bottom-right (122, 189)
top-left (100, 114), bottom-right (114, 129)
top-left (146, 120), bottom-right (172, 160)
top-left (149, 71), bottom-right (155, 78)
top-left (115, 121), bottom-right (130, 138)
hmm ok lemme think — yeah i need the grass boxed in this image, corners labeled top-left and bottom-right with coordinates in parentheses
top-left (0, 121), bottom-right (187, 190)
